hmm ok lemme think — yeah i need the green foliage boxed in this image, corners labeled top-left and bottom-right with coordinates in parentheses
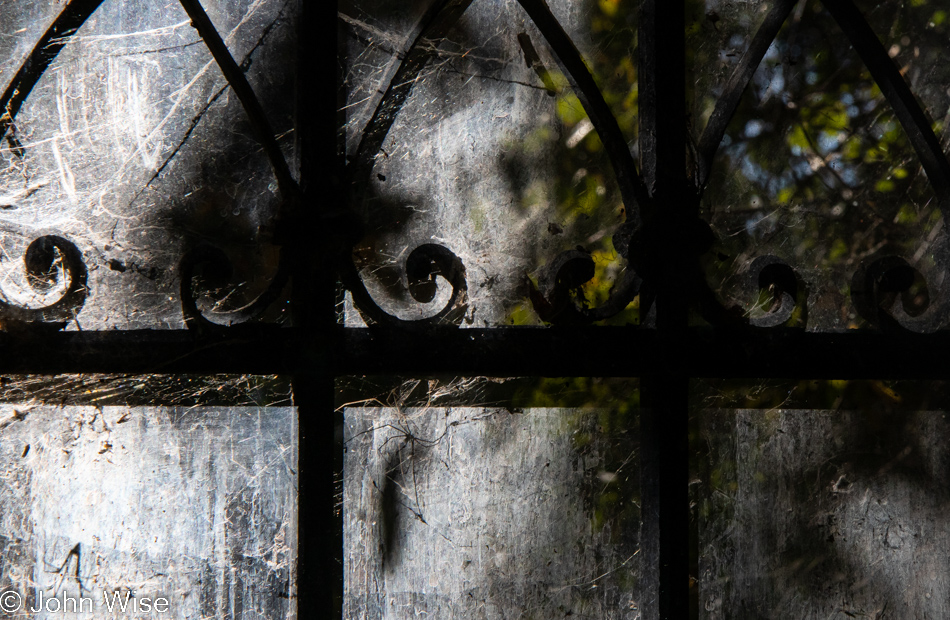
top-left (505, 0), bottom-right (639, 325)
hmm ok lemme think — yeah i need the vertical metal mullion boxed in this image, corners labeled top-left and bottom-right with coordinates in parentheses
top-left (640, 375), bottom-right (689, 619)
top-left (294, 0), bottom-right (344, 616)
top-left (639, 0), bottom-right (690, 619)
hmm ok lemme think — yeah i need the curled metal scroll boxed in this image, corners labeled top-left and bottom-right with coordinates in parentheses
top-left (742, 255), bottom-right (805, 328)
top-left (526, 247), bottom-right (641, 324)
top-left (179, 245), bottom-right (289, 330)
top-left (0, 1), bottom-right (96, 327)
top-left (342, 244), bottom-right (468, 328)
top-left (0, 235), bottom-right (87, 327)
top-left (527, 249), bottom-right (594, 324)
top-left (345, 0), bottom-right (648, 327)
top-left (851, 255), bottom-right (945, 333)
top-left (516, 0), bottom-right (650, 324)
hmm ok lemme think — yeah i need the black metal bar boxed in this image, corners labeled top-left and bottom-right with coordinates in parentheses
top-left (638, 0), bottom-right (657, 193)
top-left (636, 0), bottom-right (694, 613)
top-left (5, 326), bottom-right (950, 379)
top-left (696, 0), bottom-right (797, 191)
top-left (293, 0), bottom-right (343, 615)
top-left (0, 0), bottom-right (106, 141)
top-left (517, 0), bottom-right (649, 216)
top-left (639, 0), bottom-right (690, 615)
top-left (640, 375), bottom-right (689, 619)
top-left (821, 0), bottom-right (950, 211)
top-left (177, 0), bottom-right (298, 197)
top-left (337, 327), bottom-right (950, 379)
top-left (0, 329), bottom-right (296, 373)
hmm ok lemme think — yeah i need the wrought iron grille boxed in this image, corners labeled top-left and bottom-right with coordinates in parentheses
top-left (1, 0), bottom-right (949, 618)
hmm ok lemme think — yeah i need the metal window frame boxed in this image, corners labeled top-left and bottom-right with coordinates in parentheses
top-left (1, 0), bottom-right (947, 619)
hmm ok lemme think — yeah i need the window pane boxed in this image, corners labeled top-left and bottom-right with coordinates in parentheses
top-left (341, 0), bottom-right (642, 327)
top-left (0, 376), bottom-right (295, 619)
top-left (694, 379), bottom-right (950, 618)
top-left (688, 0), bottom-right (945, 332)
top-left (340, 377), bottom-right (640, 618)
top-left (0, 0), bottom-right (294, 330)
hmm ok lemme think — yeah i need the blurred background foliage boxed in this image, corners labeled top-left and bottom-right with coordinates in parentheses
top-left (505, 0), bottom-right (640, 325)
top-left (508, 0), bottom-right (950, 329)
top-left (692, 0), bottom-right (950, 329)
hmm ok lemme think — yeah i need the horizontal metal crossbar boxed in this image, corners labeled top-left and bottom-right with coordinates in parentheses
top-left (0, 326), bottom-right (946, 379)
top-left (338, 328), bottom-right (950, 379)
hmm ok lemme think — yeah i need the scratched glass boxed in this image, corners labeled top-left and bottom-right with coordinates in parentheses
top-left (0, 374), bottom-right (295, 619)
top-left (692, 378), bottom-right (950, 618)
top-left (0, 0), bottom-right (293, 330)
top-left (0, 1), bottom-right (63, 84)
top-left (338, 376), bottom-right (640, 618)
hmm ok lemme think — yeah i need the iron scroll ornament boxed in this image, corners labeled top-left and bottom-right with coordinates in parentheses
top-left (850, 255), bottom-right (948, 334)
top-left (0, 235), bottom-right (88, 328)
top-left (341, 244), bottom-right (469, 328)
top-left (0, 0), bottom-right (297, 330)
top-left (742, 255), bottom-right (805, 329)
top-left (179, 244), bottom-right (291, 330)
top-left (343, 0), bottom-right (650, 327)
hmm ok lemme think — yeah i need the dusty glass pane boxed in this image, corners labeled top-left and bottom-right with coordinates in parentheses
top-left (340, 0), bottom-right (641, 327)
top-left (693, 380), bottom-right (950, 618)
top-left (689, 0), bottom-right (946, 331)
top-left (339, 377), bottom-right (640, 618)
top-left (687, 0), bottom-right (775, 132)
top-left (0, 2), bottom-right (62, 87)
top-left (0, 402), bottom-right (296, 619)
top-left (858, 0), bottom-right (950, 135)
top-left (0, 0), bottom-right (295, 330)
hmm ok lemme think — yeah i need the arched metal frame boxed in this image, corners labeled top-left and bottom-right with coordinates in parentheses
top-left (1, 0), bottom-right (949, 618)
